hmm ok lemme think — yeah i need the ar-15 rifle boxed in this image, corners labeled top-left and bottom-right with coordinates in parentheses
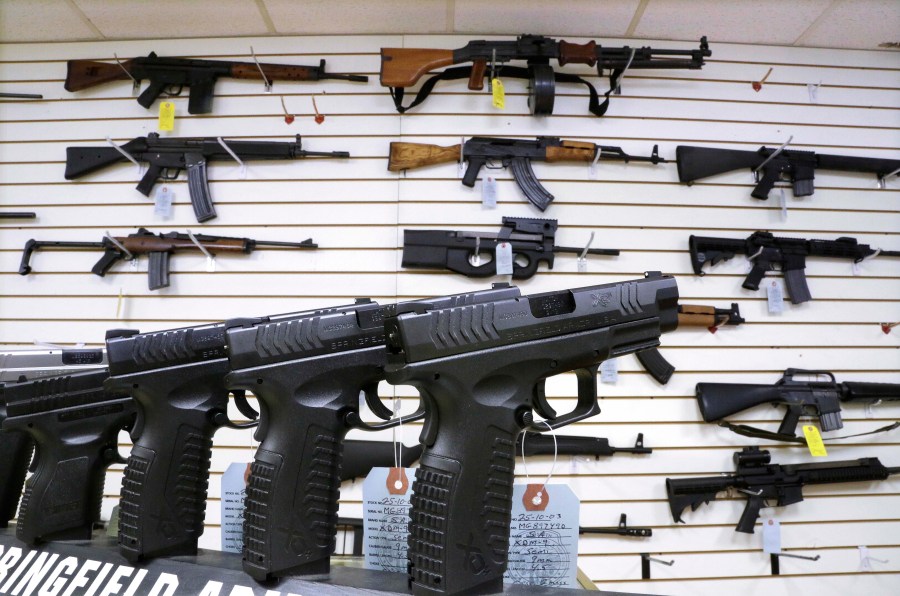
top-left (65, 133), bottom-right (350, 222)
top-left (105, 323), bottom-right (260, 562)
top-left (667, 446), bottom-right (900, 533)
top-left (636, 303), bottom-right (744, 384)
top-left (690, 231), bottom-right (900, 304)
top-left (380, 35), bottom-right (710, 116)
top-left (696, 369), bottom-right (900, 443)
top-left (382, 272), bottom-right (678, 595)
top-left (342, 432), bottom-right (651, 482)
top-left (389, 136), bottom-right (664, 211)
top-left (0, 347), bottom-right (107, 529)
top-left (66, 53), bottom-right (367, 114)
top-left (677, 145), bottom-right (900, 200)
top-left (402, 216), bottom-right (619, 278)
top-left (2, 369), bottom-right (135, 545)
top-left (19, 228), bottom-right (316, 291)
top-left (223, 286), bottom-right (520, 581)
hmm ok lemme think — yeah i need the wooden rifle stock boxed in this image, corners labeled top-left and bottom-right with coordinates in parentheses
top-left (388, 142), bottom-right (461, 171)
top-left (229, 62), bottom-right (320, 82)
top-left (677, 305), bottom-right (719, 327)
top-left (65, 59), bottom-right (135, 92)
top-left (119, 235), bottom-right (250, 255)
top-left (379, 48), bottom-right (455, 87)
top-left (545, 141), bottom-right (597, 163)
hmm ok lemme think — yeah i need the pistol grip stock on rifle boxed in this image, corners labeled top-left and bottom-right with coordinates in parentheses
top-left (0, 432), bottom-right (33, 528)
top-left (736, 495), bottom-right (765, 533)
top-left (136, 163), bottom-right (164, 197)
top-left (742, 262), bottom-right (770, 291)
top-left (695, 383), bottom-right (784, 422)
top-left (185, 153), bottom-right (217, 222)
top-left (147, 252), bottom-right (171, 290)
top-left (750, 165), bottom-right (781, 200)
top-left (462, 156), bottom-right (487, 188)
top-left (91, 247), bottom-right (126, 277)
top-left (379, 48), bottom-right (455, 88)
top-left (137, 79), bottom-right (168, 109)
top-left (509, 157), bottom-right (554, 211)
top-left (112, 379), bottom-right (224, 562)
top-left (468, 60), bottom-right (487, 90)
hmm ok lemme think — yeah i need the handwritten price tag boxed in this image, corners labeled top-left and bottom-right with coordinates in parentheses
top-left (363, 467), bottom-right (414, 573)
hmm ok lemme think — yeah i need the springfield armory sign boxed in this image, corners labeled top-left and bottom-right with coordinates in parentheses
top-left (0, 544), bottom-right (300, 596)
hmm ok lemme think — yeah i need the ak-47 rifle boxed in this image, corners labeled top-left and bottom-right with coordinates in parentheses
top-left (402, 216), bottom-right (619, 278)
top-left (636, 303), bottom-right (744, 384)
top-left (66, 53), bottom-right (367, 114)
top-left (65, 133), bottom-right (350, 222)
top-left (19, 228), bottom-right (316, 290)
top-left (389, 136), bottom-right (664, 211)
top-left (380, 35), bottom-right (710, 116)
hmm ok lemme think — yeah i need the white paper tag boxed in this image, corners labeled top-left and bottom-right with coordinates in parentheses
top-left (762, 518), bottom-right (781, 554)
top-left (807, 83), bottom-right (820, 103)
top-left (779, 187), bottom-right (788, 221)
top-left (363, 467), bottom-right (414, 573)
top-left (577, 258), bottom-right (587, 273)
top-left (600, 358), bottom-right (618, 384)
top-left (220, 462), bottom-right (249, 553)
top-left (482, 176), bottom-right (498, 208)
top-left (767, 280), bottom-right (785, 314)
top-left (505, 484), bottom-right (580, 588)
top-left (154, 186), bottom-right (174, 218)
top-left (496, 242), bottom-right (513, 275)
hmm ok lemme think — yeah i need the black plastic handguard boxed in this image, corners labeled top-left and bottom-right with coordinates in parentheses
top-left (383, 273), bottom-right (678, 595)
top-left (1, 369), bottom-right (135, 545)
top-left (105, 323), bottom-right (251, 562)
top-left (224, 287), bottom-right (521, 581)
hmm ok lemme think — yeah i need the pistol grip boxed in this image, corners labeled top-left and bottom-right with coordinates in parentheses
top-left (0, 432), bottom-right (33, 528)
top-left (736, 495), bottom-right (764, 533)
top-left (751, 166), bottom-right (780, 200)
top-left (462, 157), bottom-right (485, 188)
top-left (137, 79), bottom-right (167, 110)
top-left (119, 410), bottom-right (216, 562)
top-left (468, 60), bottom-right (487, 90)
top-left (742, 262), bottom-right (769, 291)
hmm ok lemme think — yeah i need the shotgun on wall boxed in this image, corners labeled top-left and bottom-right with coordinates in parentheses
top-left (380, 35), bottom-right (710, 116)
top-left (65, 133), bottom-right (350, 222)
top-left (65, 53), bottom-right (368, 114)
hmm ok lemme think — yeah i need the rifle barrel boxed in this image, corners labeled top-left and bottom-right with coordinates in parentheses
top-left (554, 246), bottom-right (621, 256)
top-left (253, 238), bottom-right (318, 249)
top-left (0, 212), bottom-right (37, 219)
top-left (300, 150), bottom-right (351, 158)
top-left (321, 73), bottom-right (369, 83)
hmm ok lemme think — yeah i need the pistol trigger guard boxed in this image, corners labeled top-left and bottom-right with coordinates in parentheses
top-left (529, 366), bottom-right (602, 431)
top-left (161, 168), bottom-right (180, 181)
top-left (361, 382), bottom-right (394, 420)
top-left (355, 406), bottom-right (426, 431)
top-left (164, 84), bottom-right (184, 97)
top-left (231, 389), bottom-right (259, 421)
top-left (532, 379), bottom-right (558, 421)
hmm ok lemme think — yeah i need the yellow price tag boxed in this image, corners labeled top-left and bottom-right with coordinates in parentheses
top-left (491, 78), bottom-right (505, 109)
top-left (158, 102), bottom-right (175, 131)
top-left (802, 425), bottom-right (828, 457)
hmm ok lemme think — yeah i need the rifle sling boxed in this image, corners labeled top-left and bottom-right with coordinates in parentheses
top-left (718, 421), bottom-right (900, 445)
top-left (389, 65), bottom-right (621, 117)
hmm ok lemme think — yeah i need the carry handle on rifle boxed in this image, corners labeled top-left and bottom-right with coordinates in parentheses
top-left (65, 59), bottom-right (136, 92)
top-left (185, 153), bottom-right (217, 222)
top-left (0, 431), bottom-right (33, 528)
top-left (116, 382), bottom-right (223, 562)
top-left (695, 382), bottom-right (784, 422)
top-left (379, 48), bottom-right (455, 88)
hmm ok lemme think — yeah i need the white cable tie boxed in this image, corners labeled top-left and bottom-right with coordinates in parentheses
top-left (747, 246), bottom-right (765, 261)
top-left (614, 47), bottom-right (637, 93)
top-left (589, 145), bottom-right (603, 178)
top-left (106, 137), bottom-right (142, 174)
top-left (861, 248), bottom-right (882, 263)
top-left (249, 46), bottom-right (272, 92)
top-left (754, 135), bottom-right (793, 174)
top-left (579, 232), bottom-right (596, 260)
top-left (520, 421), bottom-right (557, 506)
top-left (459, 136), bottom-right (466, 178)
top-left (113, 53), bottom-right (139, 86)
top-left (217, 137), bottom-right (247, 177)
top-left (104, 231), bottom-right (133, 260)
top-left (185, 229), bottom-right (214, 260)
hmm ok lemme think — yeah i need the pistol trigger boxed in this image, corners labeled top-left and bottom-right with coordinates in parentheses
top-left (232, 389), bottom-right (259, 422)
top-left (362, 382), bottom-right (393, 420)
top-left (419, 393), bottom-right (439, 448)
top-left (533, 380), bottom-right (558, 421)
top-left (28, 444), bottom-right (41, 473)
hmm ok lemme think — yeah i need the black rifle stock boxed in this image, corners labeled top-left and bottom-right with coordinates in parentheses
top-left (690, 232), bottom-right (900, 304)
top-left (224, 286), bottom-right (520, 581)
top-left (66, 53), bottom-right (367, 114)
top-left (667, 446), bottom-right (900, 533)
top-left (389, 137), bottom-right (664, 211)
top-left (696, 369), bottom-right (900, 442)
top-left (380, 35), bottom-right (709, 116)
top-left (19, 228), bottom-right (316, 290)
top-left (1, 369), bottom-right (135, 545)
top-left (105, 323), bottom-right (258, 562)
top-left (677, 145), bottom-right (900, 200)
top-left (65, 133), bottom-right (349, 222)
top-left (383, 272), bottom-right (678, 595)
top-left (402, 216), bottom-right (619, 278)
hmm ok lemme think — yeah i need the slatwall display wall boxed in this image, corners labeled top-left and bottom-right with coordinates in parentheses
top-left (1, 34), bottom-right (898, 595)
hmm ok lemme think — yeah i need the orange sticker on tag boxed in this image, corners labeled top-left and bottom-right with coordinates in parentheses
top-left (386, 467), bottom-right (409, 494)
top-left (523, 483), bottom-right (550, 511)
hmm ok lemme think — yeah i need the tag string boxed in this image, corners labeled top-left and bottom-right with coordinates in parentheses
top-left (520, 421), bottom-right (557, 505)
top-left (392, 392), bottom-right (403, 471)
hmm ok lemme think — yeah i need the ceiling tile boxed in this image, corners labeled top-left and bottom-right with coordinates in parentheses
top-left (633, 0), bottom-right (832, 45)
top-left (73, 0), bottom-right (269, 39)
top-left (796, 0), bottom-right (900, 49)
top-left (0, 0), bottom-right (98, 42)
top-left (453, 0), bottom-right (642, 37)
top-left (263, 0), bottom-right (449, 35)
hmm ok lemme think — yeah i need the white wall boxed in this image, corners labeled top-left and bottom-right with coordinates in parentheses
top-left (1, 34), bottom-right (898, 594)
